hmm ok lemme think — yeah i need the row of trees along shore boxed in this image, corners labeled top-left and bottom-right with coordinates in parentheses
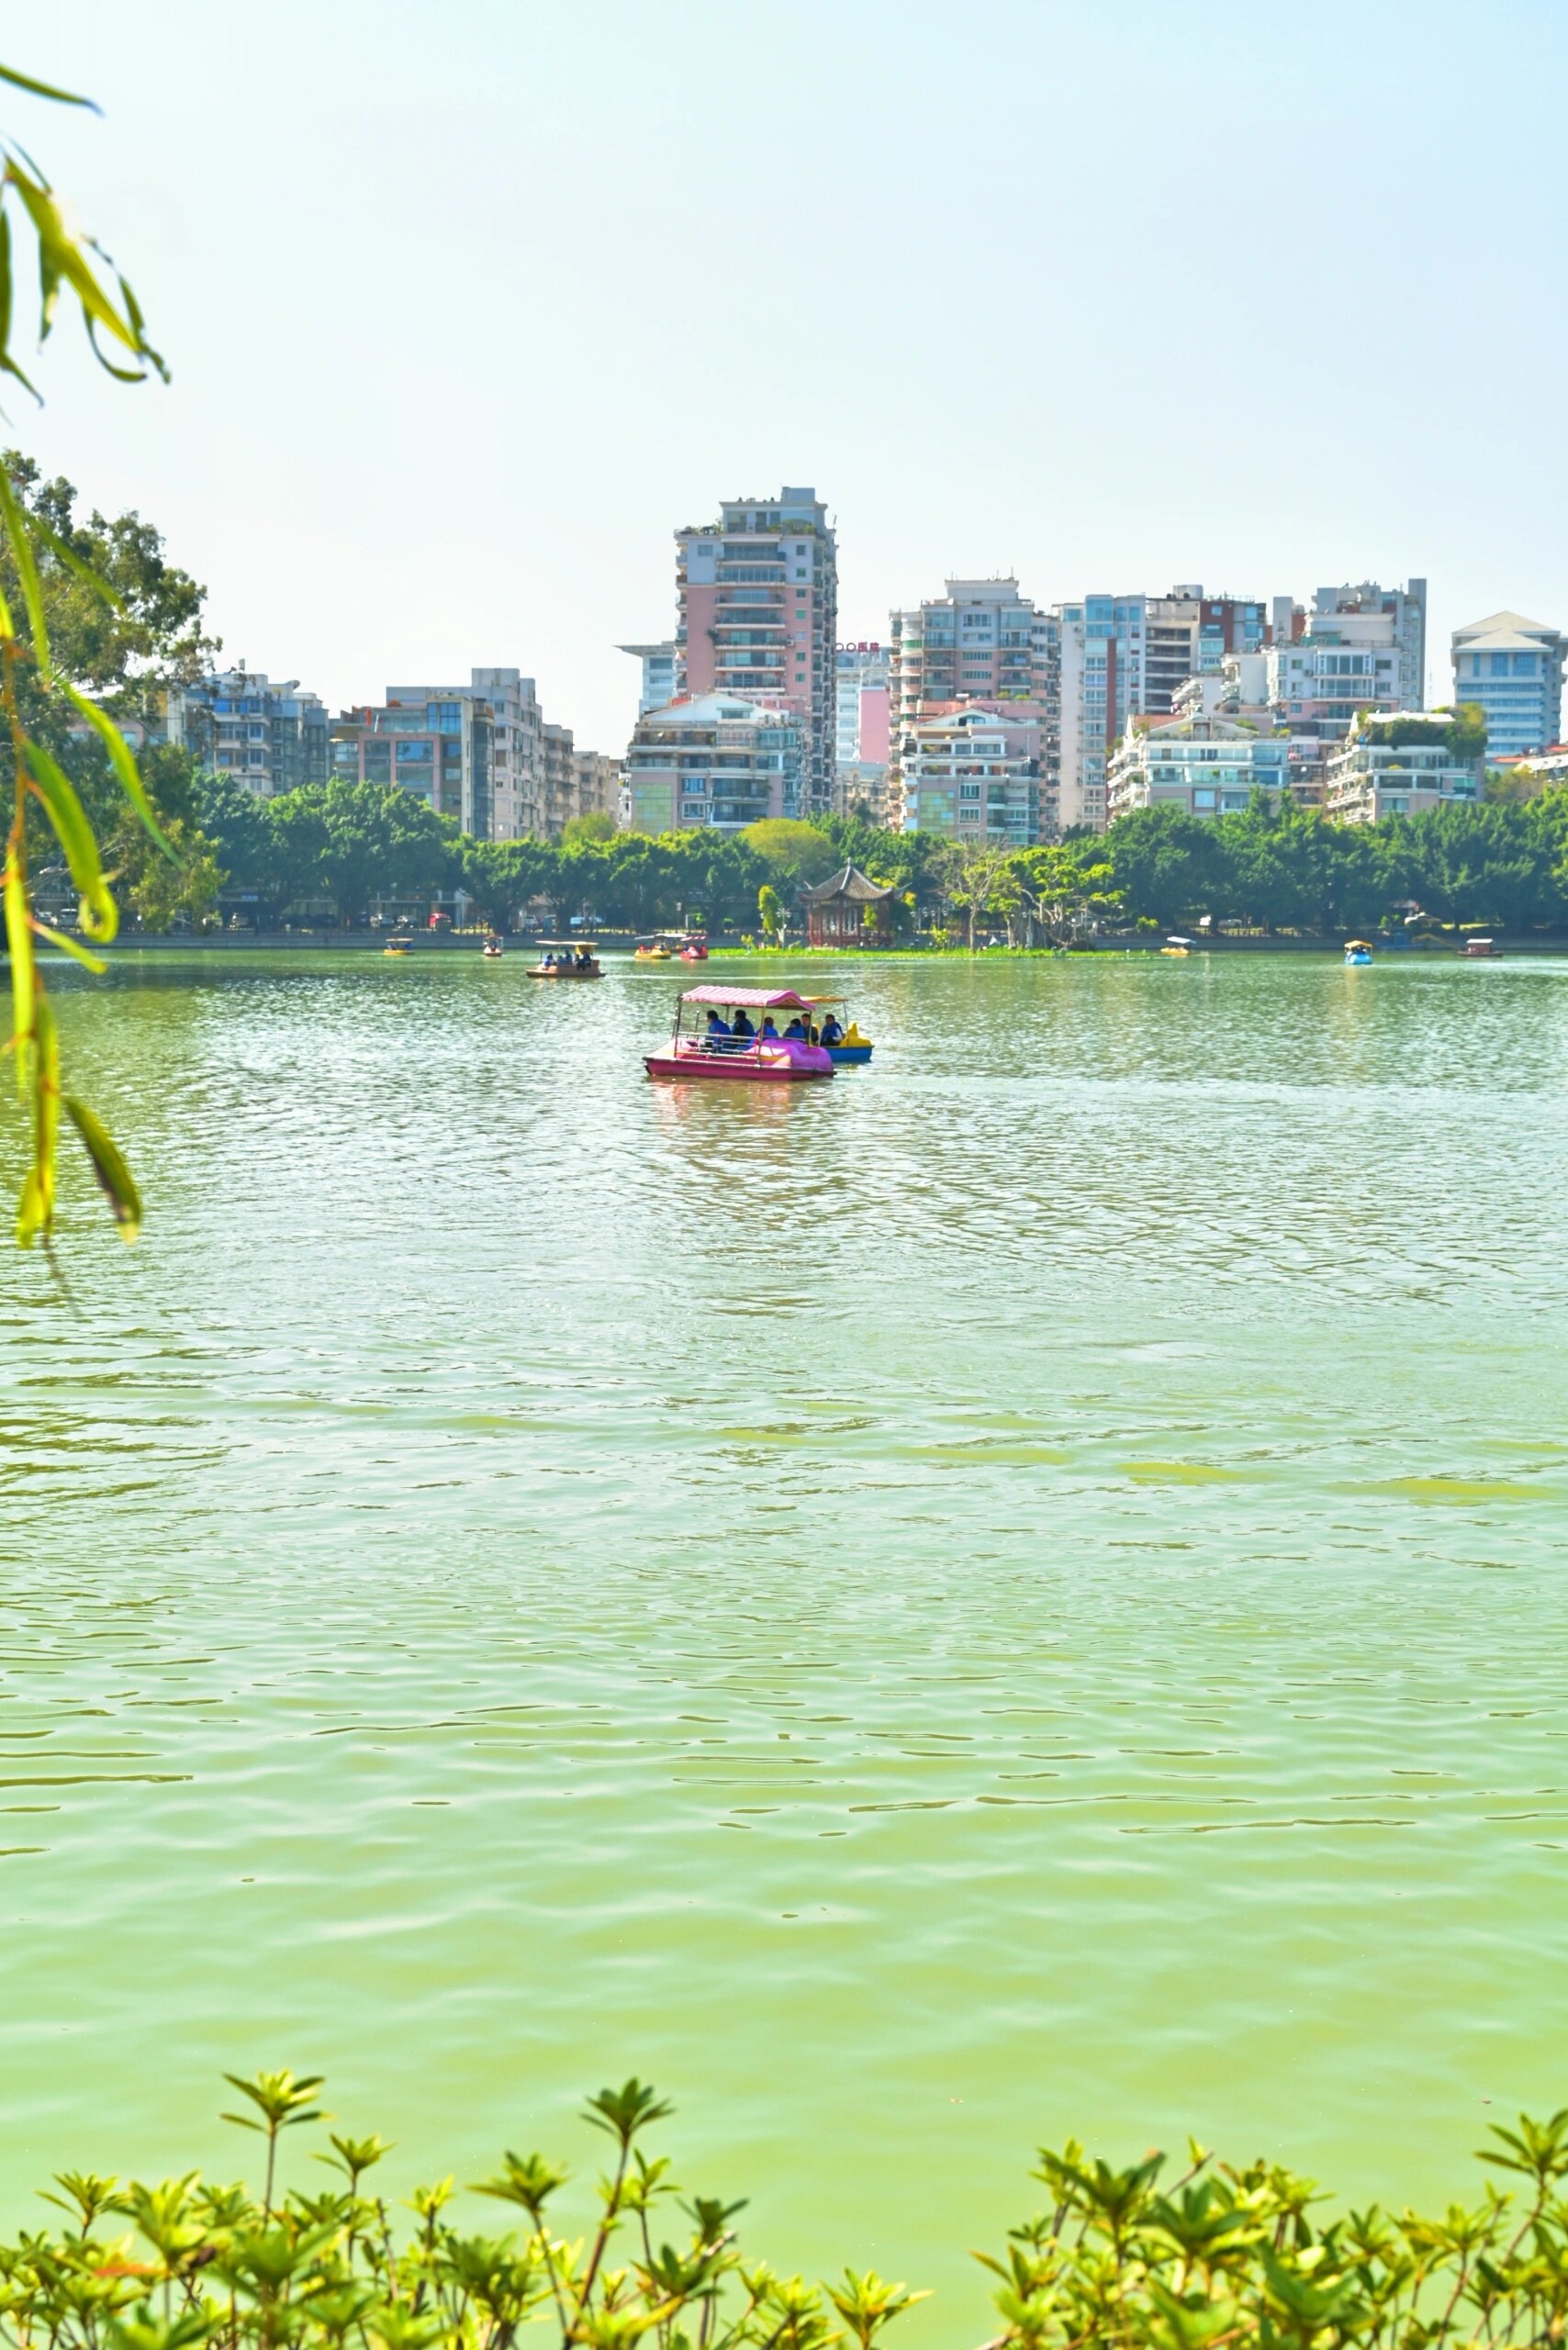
top-left (11, 455), bottom-right (1568, 948)
top-left (8, 2065), bottom-right (1568, 2350)
top-left (186, 778), bottom-right (1568, 943)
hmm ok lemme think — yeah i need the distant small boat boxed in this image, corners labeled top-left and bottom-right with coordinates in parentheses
top-left (1344, 940), bottom-right (1373, 965)
top-left (1462, 937), bottom-right (1502, 959)
top-left (384, 937), bottom-right (413, 958)
top-left (1160, 935), bottom-right (1193, 958)
top-left (529, 940), bottom-right (602, 979)
top-left (482, 938), bottom-right (504, 960)
top-left (633, 936), bottom-right (673, 963)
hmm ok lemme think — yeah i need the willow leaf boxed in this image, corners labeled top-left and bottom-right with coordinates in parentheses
top-left (57, 680), bottom-right (172, 854)
top-left (16, 990), bottom-right (57, 1246)
top-left (0, 63), bottom-right (96, 109)
top-left (63, 1092), bottom-right (140, 1241)
top-left (30, 915), bottom-right (106, 974)
top-left (6, 167), bottom-right (163, 374)
top-left (0, 459), bottom-right (49, 671)
top-left (24, 741), bottom-right (118, 938)
top-left (3, 850), bottom-right (35, 1096)
top-left (0, 207), bottom-right (39, 399)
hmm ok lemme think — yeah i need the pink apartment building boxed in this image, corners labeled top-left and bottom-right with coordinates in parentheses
top-left (676, 487), bottom-right (837, 821)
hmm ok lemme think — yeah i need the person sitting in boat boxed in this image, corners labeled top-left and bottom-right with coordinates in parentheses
top-left (731, 1007), bottom-right (756, 1040)
top-left (576, 947), bottom-right (592, 969)
top-left (760, 1015), bottom-right (779, 1040)
top-left (542, 951), bottom-right (555, 968)
top-left (704, 1010), bottom-right (732, 1047)
top-left (819, 1012), bottom-right (844, 1046)
top-left (782, 1015), bottom-right (806, 1039)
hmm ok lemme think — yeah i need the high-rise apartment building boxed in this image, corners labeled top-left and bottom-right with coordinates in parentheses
top-left (619, 641), bottom-right (678, 716)
top-left (1142, 589), bottom-right (1268, 714)
top-left (834, 643), bottom-right (890, 822)
top-left (331, 690), bottom-right (493, 832)
top-left (900, 707), bottom-right (1048, 846)
top-left (1450, 610), bottom-right (1564, 759)
top-left (835, 643), bottom-right (890, 767)
top-left (621, 694), bottom-right (803, 834)
top-left (1263, 587), bottom-right (1426, 736)
top-left (675, 487), bottom-right (837, 819)
top-left (178, 671), bottom-right (330, 798)
top-left (1271, 582), bottom-right (1427, 711)
top-left (887, 578), bottom-right (1059, 838)
top-left (1057, 588), bottom-right (1269, 827)
top-left (541, 722), bottom-right (576, 837)
top-left (572, 750), bottom-right (622, 827)
top-left (470, 668), bottom-right (543, 838)
top-left (378, 669), bottom-right (544, 838)
top-left (1107, 717), bottom-right (1291, 822)
top-left (1055, 599), bottom-right (1127, 831)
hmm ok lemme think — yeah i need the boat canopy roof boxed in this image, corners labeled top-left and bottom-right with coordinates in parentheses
top-left (681, 985), bottom-right (824, 1010)
top-left (538, 939), bottom-right (597, 947)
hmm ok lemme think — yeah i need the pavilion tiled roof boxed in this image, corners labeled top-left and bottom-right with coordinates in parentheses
top-left (801, 860), bottom-right (896, 905)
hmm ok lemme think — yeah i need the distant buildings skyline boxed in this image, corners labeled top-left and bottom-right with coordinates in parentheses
top-left (176, 489), bottom-right (1561, 851)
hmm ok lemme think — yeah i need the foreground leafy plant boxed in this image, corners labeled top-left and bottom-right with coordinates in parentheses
top-left (974, 2109), bottom-right (1568, 2350)
top-left (0, 59), bottom-right (170, 1247)
top-left (0, 2070), bottom-right (924, 2350)
top-left (4, 2076), bottom-right (1568, 2350)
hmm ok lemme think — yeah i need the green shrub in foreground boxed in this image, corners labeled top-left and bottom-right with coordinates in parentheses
top-left (4, 2072), bottom-right (1568, 2350)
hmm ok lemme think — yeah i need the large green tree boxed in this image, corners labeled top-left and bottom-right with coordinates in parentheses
top-left (3, 454), bottom-right (219, 927)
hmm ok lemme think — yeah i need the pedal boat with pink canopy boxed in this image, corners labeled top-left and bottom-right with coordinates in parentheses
top-left (644, 987), bottom-right (835, 1082)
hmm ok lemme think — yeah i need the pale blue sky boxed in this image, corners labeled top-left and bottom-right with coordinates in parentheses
top-left (16, 0), bottom-right (1568, 749)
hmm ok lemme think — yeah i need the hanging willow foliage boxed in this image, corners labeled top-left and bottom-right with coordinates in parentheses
top-left (0, 58), bottom-right (170, 1247)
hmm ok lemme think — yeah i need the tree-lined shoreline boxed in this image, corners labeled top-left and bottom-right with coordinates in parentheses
top-left (183, 781), bottom-right (1568, 946)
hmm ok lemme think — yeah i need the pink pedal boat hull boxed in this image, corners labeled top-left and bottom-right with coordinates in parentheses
top-left (644, 1039), bottom-right (833, 1082)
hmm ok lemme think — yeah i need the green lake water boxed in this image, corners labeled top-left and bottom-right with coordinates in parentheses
top-left (5, 947), bottom-right (1567, 2324)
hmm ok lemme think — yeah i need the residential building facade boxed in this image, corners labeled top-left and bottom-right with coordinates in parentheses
top-left (179, 671), bottom-right (330, 798)
top-left (1056, 588), bottom-right (1269, 827)
top-left (1056, 599), bottom-right (1125, 831)
top-left (621, 693), bottom-right (803, 834)
top-left (1107, 716), bottom-right (1290, 822)
top-left (887, 579), bottom-right (1059, 840)
top-left (835, 643), bottom-right (890, 767)
top-left (541, 721), bottom-right (576, 837)
top-left (471, 668), bottom-right (543, 838)
top-left (1269, 581), bottom-right (1428, 715)
top-left (675, 487), bottom-right (837, 819)
top-left (1142, 588), bottom-right (1268, 715)
top-left (331, 689), bottom-right (493, 831)
top-left (572, 750), bottom-right (622, 826)
top-left (1323, 716), bottom-right (1484, 823)
top-left (899, 706), bottom-right (1047, 846)
top-left (380, 670), bottom-right (544, 838)
top-left (619, 641), bottom-right (678, 717)
top-left (1263, 585), bottom-right (1424, 736)
top-left (1450, 610), bottom-right (1565, 759)
top-left (834, 643), bottom-right (889, 820)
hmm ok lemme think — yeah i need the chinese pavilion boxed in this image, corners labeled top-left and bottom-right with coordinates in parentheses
top-left (801, 862), bottom-right (897, 947)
